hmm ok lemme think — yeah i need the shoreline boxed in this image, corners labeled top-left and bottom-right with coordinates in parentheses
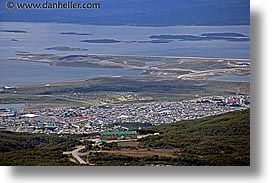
top-left (2, 53), bottom-right (250, 62)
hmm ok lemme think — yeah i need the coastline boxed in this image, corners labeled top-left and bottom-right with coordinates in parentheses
top-left (0, 53), bottom-right (250, 87)
top-left (1, 53), bottom-right (250, 69)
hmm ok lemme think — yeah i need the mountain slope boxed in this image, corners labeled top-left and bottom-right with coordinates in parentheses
top-left (0, 132), bottom-right (78, 166)
top-left (139, 109), bottom-right (250, 165)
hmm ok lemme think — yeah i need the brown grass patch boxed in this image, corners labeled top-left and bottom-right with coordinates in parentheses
top-left (102, 148), bottom-right (178, 157)
top-left (118, 141), bottom-right (139, 147)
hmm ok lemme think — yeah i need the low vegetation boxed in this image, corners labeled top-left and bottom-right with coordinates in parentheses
top-left (0, 132), bottom-right (79, 166)
top-left (139, 109), bottom-right (250, 165)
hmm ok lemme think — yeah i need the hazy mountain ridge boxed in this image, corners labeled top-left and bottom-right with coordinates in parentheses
top-left (0, 0), bottom-right (250, 26)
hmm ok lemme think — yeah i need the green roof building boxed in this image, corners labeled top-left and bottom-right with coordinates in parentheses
top-left (100, 131), bottom-right (137, 141)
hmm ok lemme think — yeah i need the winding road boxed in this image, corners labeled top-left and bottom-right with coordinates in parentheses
top-left (72, 146), bottom-right (87, 164)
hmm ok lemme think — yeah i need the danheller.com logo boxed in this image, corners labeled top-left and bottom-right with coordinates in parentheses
top-left (6, 1), bottom-right (101, 10)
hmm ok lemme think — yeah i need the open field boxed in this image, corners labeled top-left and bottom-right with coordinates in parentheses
top-left (104, 141), bottom-right (178, 157)
top-left (102, 148), bottom-right (178, 158)
top-left (0, 77), bottom-right (249, 109)
top-left (3, 77), bottom-right (249, 96)
top-left (0, 93), bottom-right (82, 110)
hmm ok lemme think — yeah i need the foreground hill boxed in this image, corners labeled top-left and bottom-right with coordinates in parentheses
top-left (138, 109), bottom-right (250, 165)
top-left (0, 132), bottom-right (78, 166)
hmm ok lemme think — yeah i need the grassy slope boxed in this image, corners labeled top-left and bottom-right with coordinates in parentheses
top-left (0, 132), bottom-right (78, 166)
top-left (138, 109), bottom-right (250, 165)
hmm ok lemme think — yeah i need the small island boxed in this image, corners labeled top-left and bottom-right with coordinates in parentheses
top-left (45, 46), bottom-right (88, 51)
top-left (80, 39), bottom-right (121, 43)
top-left (0, 30), bottom-right (27, 33)
top-left (60, 32), bottom-right (93, 36)
top-left (149, 32), bottom-right (249, 42)
top-left (201, 32), bottom-right (248, 37)
top-left (138, 39), bottom-right (171, 43)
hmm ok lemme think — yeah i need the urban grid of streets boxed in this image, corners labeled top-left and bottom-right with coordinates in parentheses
top-left (0, 95), bottom-right (250, 134)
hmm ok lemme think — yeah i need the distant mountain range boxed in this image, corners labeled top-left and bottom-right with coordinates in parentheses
top-left (0, 0), bottom-right (250, 26)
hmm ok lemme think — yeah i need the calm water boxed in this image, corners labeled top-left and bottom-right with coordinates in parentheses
top-left (0, 60), bottom-right (140, 86)
top-left (208, 75), bottom-right (250, 82)
top-left (0, 103), bottom-right (25, 109)
top-left (0, 22), bottom-right (249, 85)
top-left (0, 22), bottom-right (249, 58)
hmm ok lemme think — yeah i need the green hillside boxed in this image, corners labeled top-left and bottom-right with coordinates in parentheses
top-left (138, 109), bottom-right (250, 165)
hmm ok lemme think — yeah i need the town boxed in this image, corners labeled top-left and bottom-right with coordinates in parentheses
top-left (0, 95), bottom-right (250, 135)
